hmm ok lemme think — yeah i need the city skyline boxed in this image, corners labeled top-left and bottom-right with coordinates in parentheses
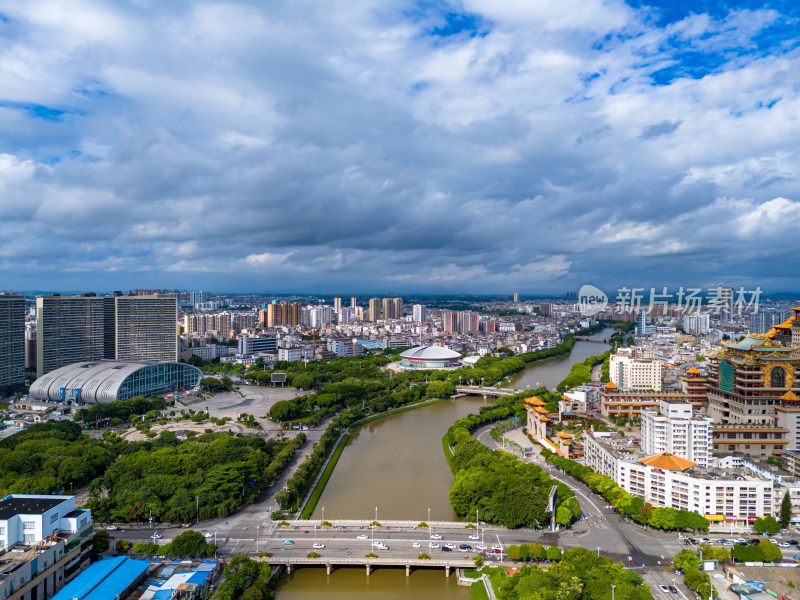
top-left (1, 1), bottom-right (800, 294)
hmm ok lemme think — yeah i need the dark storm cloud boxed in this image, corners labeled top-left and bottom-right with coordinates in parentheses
top-left (0, 0), bottom-right (799, 294)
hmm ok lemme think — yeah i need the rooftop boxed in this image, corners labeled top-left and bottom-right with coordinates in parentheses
top-left (0, 496), bottom-right (67, 520)
top-left (641, 452), bottom-right (696, 471)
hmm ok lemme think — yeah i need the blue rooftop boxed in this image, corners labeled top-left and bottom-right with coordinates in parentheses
top-left (52, 557), bottom-right (151, 600)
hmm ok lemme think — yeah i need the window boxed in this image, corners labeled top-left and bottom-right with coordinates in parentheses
top-left (50, 513), bottom-right (58, 523)
top-left (23, 521), bottom-right (35, 530)
top-left (0, 527), bottom-right (4, 535)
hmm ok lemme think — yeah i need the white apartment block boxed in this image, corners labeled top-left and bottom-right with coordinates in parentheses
top-left (584, 433), bottom-right (774, 524)
top-left (683, 313), bottom-right (710, 335)
top-left (640, 400), bottom-right (713, 467)
top-left (609, 354), bottom-right (662, 392)
top-left (0, 495), bottom-right (93, 600)
top-left (277, 347), bottom-right (314, 362)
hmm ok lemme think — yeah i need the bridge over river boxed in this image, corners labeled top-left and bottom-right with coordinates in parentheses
top-left (264, 555), bottom-right (474, 577)
top-left (455, 385), bottom-right (516, 398)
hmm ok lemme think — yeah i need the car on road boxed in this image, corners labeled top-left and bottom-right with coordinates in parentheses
top-left (431, 534), bottom-right (442, 539)
top-left (444, 543), bottom-right (456, 550)
top-left (491, 545), bottom-right (503, 551)
top-left (788, 539), bottom-right (799, 545)
top-left (373, 542), bottom-right (389, 550)
top-left (429, 542), bottom-right (440, 549)
top-left (356, 535), bottom-right (369, 540)
top-left (476, 544), bottom-right (487, 551)
top-left (442, 546), bottom-right (452, 552)
top-left (659, 585), bottom-right (670, 593)
top-left (721, 540), bottom-right (734, 546)
top-left (747, 539), bottom-right (760, 545)
top-left (668, 586), bottom-right (677, 593)
top-left (282, 540), bottom-right (294, 545)
top-left (459, 544), bottom-right (473, 551)
top-left (779, 542), bottom-right (791, 548)
top-left (469, 534), bottom-right (480, 540)
top-left (203, 532), bottom-right (213, 539)
top-left (699, 538), bottom-right (710, 543)
top-left (770, 538), bottom-right (780, 543)
top-left (733, 538), bottom-right (746, 544)
top-left (106, 526), bottom-right (118, 531)
top-left (313, 543), bottom-right (325, 549)
top-left (152, 533), bottom-right (161, 540)
top-left (413, 542), bottom-right (421, 548)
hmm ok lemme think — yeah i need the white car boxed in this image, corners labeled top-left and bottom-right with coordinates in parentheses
top-left (733, 538), bottom-right (746, 544)
top-left (491, 544), bottom-right (503, 552)
top-left (431, 534), bottom-right (442, 539)
top-left (770, 538), bottom-right (779, 544)
top-left (356, 535), bottom-right (369, 540)
top-left (476, 544), bottom-right (487, 551)
top-left (659, 585), bottom-right (670, 593)
top-left (413, 542), bottom-right (421, 548)
top-left (429, 542), bottom-right (440, 549)
top-left (203, 532), bottom-right (213, 539)
top-left (313, 543), bottom-right (325, 549)
top-left (469, 534), bottom-right (480, 540)
top-left (444, 543), bottom-right (456, 550)
top-left (779, 542), bottom-right (791, 548)
top-left (152, 533), bottom-right (162, 540)
top-left (105, 525), bottom-right (118, 531)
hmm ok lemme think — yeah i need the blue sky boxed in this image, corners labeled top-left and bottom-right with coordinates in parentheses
top-left (0, 0), bottom-right (799, 295)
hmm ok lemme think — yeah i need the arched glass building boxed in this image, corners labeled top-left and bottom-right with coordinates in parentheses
top-left (399, 346), bottom-right (461, 369)
top-left (30, 361), bottom-right (203, 403)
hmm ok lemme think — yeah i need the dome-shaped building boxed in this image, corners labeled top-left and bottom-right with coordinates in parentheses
top-left (30, 360), bottom-right (202, 403)
top-left (399, 346), bottom-right (461, 369)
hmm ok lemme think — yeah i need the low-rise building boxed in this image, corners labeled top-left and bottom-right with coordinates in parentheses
top-left (713, 424), bottom-right (789, 458)
top-left (584, 432), bottom-right (774, 525)
top-left (0, 495), bottom-right (93, 600)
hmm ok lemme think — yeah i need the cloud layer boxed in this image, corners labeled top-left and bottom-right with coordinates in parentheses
top-left (1, 0), bottom-right (799, 294)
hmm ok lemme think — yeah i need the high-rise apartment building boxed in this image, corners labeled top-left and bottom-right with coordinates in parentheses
top-left (412, 304), bottom-right (427, 323)
top-left (104, 294), bottom-right (177, 363)
top-left (640, 400), bottom-right (713, 467)
top-left (368, 298), bottom-right (382, 322)
top-left (333, 297), bottom-right (342, 314)
top-left (37, 293), bottom-right (178, 377)
top-left (190, 290), bottom-right (204, 307)
top-left (351, 296), bottom-right (358, 309)
top-left (0, 294), bottom-right (24, 395)
top-left (37, 294), bottom-right (106, 378)
top-left (382, 298), bottom-right (393, 321)
top-left (513, 291), bottom-right (519, 303)
top-left (682, 313), bottom-right (710, 334)
top-left (266, 301), bottom-right (302, 327)
top-left (636, 310), bottom-right (648, 335)
top-left (393, 298), bottom-right (404, 319)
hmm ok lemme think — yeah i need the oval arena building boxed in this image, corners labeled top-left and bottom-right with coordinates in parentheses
top-left (30, 360), bottom-right (203, 403)
top-left (399, 345), bottom-right (461, 369)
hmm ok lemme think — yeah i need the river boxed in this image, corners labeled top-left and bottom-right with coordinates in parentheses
top-left (508, 328), bottom-right (614, 391)
top-left (275, 330), bottom-right (614, 598)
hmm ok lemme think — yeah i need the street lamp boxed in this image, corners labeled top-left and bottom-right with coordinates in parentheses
top-left (596, 547), bottom-right (601, 557)
top-left (322, 506), bottom-right (325, 526)
top-left (375, 506), bottom-right (378, 523)
top-left (611, 584), bottom-right (615, 600)
top-left (428, 507), bottom-right (431, 524)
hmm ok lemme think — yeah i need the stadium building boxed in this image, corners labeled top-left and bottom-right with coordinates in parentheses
top-left (29, 361), bottom-right (202, 404)
top-left (399, 346), bottom-right (461, 369)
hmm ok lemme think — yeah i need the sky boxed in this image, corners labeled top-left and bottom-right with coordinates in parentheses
top-left (1, 0), bottom-right (800, 296)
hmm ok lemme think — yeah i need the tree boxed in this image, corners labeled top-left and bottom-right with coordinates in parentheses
top-left (759, 540), bottom-right (782, 563)
top-left (115, 539), bottom-right (132, 554)
top-left (506, 544), bottom-right (521, 560)
top-left (545, 546), bottom-right (562, 561)
top-left (674, 549), bottom-right (701, 573)
top-left (753, 516), bottom-right (781, 534)
top-left (92, 530), bottom-right (110, 555)
top-left (529, 543), bottom-right (545, 561)
top-left (165, 530), bottom-right (209, 557)
top-left (781, 491), bottom-right (793, 529)
top-left (556, 505), bottom-right (572, 525)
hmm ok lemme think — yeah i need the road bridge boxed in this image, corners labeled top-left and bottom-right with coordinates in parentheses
top-left (455, 385), bottom-right (517, 398)
top-left (573, 336), bottom-right (611, 342)
top-left (264, 555), bottom-right (474, 577)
